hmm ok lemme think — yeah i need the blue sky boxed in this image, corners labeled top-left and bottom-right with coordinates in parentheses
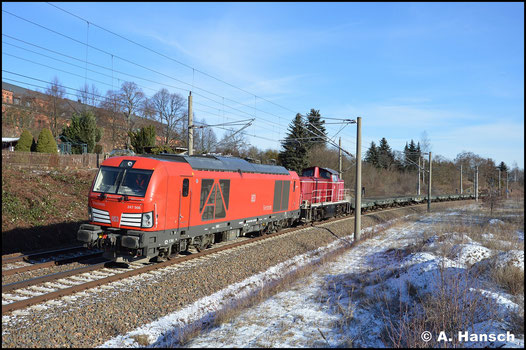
top-left (2, 2), bottom-right (524, 168)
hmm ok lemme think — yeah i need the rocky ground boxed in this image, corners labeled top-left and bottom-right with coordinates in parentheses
top-left (2, 201), bottom-right (470, 348)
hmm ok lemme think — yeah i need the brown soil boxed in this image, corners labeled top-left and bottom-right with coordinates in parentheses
top-left (2, 167), bottom-right (98, 255)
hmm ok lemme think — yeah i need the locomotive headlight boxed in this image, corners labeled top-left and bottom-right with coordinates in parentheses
top-left (141, 211), bottom-right (154, 228)
top-left (88, 206), bottom-right (93, 222)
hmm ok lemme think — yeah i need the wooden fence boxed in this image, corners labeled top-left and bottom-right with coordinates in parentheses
top-left (2, 150), bottom-right (102, 170)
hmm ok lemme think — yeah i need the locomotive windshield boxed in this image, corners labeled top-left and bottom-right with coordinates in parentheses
top-left (92, 166), bottom-right (153, 197)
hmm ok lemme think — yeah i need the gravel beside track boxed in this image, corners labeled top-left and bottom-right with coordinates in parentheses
top-left (2, 201), bottom-right (472, 348)
top-left (2, 261), bottom-right (104, 286)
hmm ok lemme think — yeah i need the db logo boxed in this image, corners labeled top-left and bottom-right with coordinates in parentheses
top-left (111, 216), bottom-right (119, 222)
top-left (251, 194), bottom-right (256, 203)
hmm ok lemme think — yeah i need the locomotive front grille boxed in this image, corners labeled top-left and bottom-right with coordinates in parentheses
top-left (92, 207), bottom-right (111, 224)
top-left (120, 213), bottom-right (142, 228)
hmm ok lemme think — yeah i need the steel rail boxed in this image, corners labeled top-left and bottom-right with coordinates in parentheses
top-left (2, 245), bottom-right (86, 264)
top-left (2, 198), bottom-right (475, 314)
top-left (1, 218), bottom-right (321, 314)
top-left (2, 252), bottom-right (104, 277)
top-left (2, 262), bottom-right (108, 293)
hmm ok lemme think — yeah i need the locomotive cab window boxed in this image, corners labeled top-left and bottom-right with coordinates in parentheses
top-left (302, 168), bottom-right (314, 177)
top-left (93, 166), bottom-right (153, 197)
top-left (320, 169), bottom-right (331, 179)
top-left (182, 178), bottom-right (189, 197)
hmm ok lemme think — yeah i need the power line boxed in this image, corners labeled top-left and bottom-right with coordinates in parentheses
top-left (1, 43), bottom-right (281, 132)
top-left (3, 8), bottom-right (357, 149)
top-left (2, 9), bottom-right (293, 129)
top-left (2, 72), bottom-right (282, 145)
top-left (45, 1), bottom-right (300, 116)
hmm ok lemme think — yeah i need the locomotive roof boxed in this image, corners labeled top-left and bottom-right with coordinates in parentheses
top-left (302, 166), bottom-right (340, 175)
top-left (146, 154), bottom-right (291, 175)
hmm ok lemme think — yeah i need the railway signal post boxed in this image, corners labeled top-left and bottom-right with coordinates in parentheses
top-left (355, 117), bottom-right (362, 241)
top-left (339, 137), bottom-right (343, 179)
top-left (460, 164), bottom-right (463, 194)
top-left (427, 152), bottom-right (432, 213)
top-left (188, 91), bottom-right (194, 156)
top-left (475, 166), bottom-right (479, 202)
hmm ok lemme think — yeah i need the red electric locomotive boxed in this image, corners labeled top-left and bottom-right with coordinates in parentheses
top-left (78, 154), bottom-right (301, 262)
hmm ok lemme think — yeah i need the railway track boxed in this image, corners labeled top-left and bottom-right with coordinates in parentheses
top-left (2, 197), bottom-right (475, 315)
top-left (2, 245), bottom-right (86, 264)
top-left (2, 246), bottom-right (104, 277)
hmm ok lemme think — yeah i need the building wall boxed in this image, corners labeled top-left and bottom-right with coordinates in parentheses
top-left (2, 89), bottom-right (13, 104)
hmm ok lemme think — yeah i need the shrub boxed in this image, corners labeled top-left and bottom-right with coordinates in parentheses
top-left (15, 129), bottom-right (33, 152)
top-left (94, 144), bottom-right (103, 154)
top-left (36, 128), bottom-right (58, 153)
top-left (151, 144), bottom-right (174, 154)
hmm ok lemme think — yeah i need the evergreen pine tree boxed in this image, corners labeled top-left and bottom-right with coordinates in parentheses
top-left (129, 125), bottom-right (156, 154)
top-left (365, 141), bottom-right (379, 167)
top-left (305, 109), bottom-right (327, 150)
top-left (278, 113), bottom-right (309, 173)
top-left (36, 128), bottom-right (58, 153)
top-left (15, 129), bottom-right (33, 152)
top-left (403, 142), bottom-right (410, 169)
top-left (377, 137), bottom-right (395, 169)
top-left (403, 139), bottom-right (420, 171)
top-left (61, 110), bottom-right (102, 153)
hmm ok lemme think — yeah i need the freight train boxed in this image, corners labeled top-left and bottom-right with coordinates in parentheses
top-left (77, 154), bottom-right (474, 262)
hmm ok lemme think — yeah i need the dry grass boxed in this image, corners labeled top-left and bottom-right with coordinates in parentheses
top-left (377, 265), bottom-right (500, 348)
top-left (491, 265), bottom-right (524, 296)
top-left (168, 236), bottom-right (359, 347)
top-left (168, 213), bottom-right (408, 346)
top-left (168, 201), bottom-right (523, 347)
top-left (129, 334), bottom-right (150, 347)
top-left (353, 200), bottom-right (523, 347)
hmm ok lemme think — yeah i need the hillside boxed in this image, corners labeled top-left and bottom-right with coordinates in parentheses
top-left (1, 167), bottom-right (97, 254)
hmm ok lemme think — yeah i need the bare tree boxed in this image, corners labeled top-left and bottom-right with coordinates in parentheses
top-left (482, 183), bottom-right (502, 215)
top-left (118, 82), bottom-right (145, 149)
top-left (149, 88), bottom-right (186, 145)
top-left (77, 83), bottom-right (100, 108)
top-left (193, 118), bottom-right (217, 154)
top-left (215, 129), bottom-right (248, 156)
top-left (420, 130), bottom-right (432, 154)
top-left (100, 89), bottom-right (125, 149)
top-left (43, 76), bottom-right (67, 137)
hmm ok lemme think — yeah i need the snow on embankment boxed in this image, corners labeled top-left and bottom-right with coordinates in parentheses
top-left (102, 204), bottom-right (524, 348)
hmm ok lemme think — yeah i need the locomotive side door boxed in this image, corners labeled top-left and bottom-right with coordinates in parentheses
top-left (178, 177), bottom-right (191, 233)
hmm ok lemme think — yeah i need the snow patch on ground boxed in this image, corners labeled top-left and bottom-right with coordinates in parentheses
top-left (451, 243), bottom-right (493, 266)
top-left (101, 206), bottom-right (524, 348)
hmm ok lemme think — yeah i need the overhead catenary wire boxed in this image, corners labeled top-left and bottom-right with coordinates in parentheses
top-left (2, 9), bottom-right (292, 130)
top-left (4, 6), bottom-right (354, 140)
top-left (1, 37), bottom-right (286, 136)
top-left (2, 73), bottom-right (284, 147)
top-left (1, 46), bottom-right (280, 133)
top-left (3, 7), bottom-right (356, 149)
top-left (3, 40), bottom-right (339, 144)
top-left (45, 1), bottom-right (300, 116)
